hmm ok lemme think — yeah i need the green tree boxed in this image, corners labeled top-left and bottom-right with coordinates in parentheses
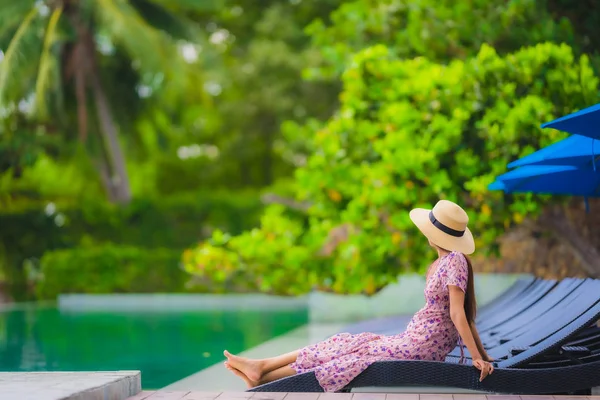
top-left (302, 0), bottom-right (579, 80)
top-left (184, 42), bottom-right (599, 294)
top-left (0, 0), bottom-right (215, 203)
top-left (164, 0), bottom-right (341, 189)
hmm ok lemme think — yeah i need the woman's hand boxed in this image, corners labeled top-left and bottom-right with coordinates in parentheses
top-left (473, 358), bottom-right (494, 381)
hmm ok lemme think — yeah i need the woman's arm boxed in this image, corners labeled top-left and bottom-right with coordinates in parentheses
top-left (448, 286), bottom-right (482, 359)
top-left (470, 322), bottom-right (492, 362)
top-left (448, 285), bottom-right (494, 380)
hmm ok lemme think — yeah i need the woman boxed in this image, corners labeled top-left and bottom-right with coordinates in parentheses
top-left (223, 200), bottom-right (494, 392)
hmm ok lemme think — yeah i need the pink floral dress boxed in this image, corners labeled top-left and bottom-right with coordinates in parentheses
top-left (289, 251), bottom-right (469, 392)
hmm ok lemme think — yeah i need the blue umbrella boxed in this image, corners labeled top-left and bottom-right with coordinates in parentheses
top-left (508, 135), bottom-right (600, 169)
top-left (542, 102), bottom-right (600, 140)
top-left (489, 165), bottom-right (600, 197)
top-left (489, 164), bottom-right (600, 212)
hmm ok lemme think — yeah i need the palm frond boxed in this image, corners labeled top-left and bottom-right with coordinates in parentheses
top-left (0, 0), bottom-right (37, 41)
top-left (35, 6), bottom-right (63, 118)
top-left (93, 0), bottom-right (174, 74)
top-left (130, 0), bottom-right (194, 41)
top-left (147, 0), bottom-right (223, 13)
top-left (0, 4), bottom-right (40, 109)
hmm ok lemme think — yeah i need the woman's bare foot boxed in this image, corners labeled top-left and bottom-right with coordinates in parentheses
top-left (223, 350), bottom-right (264, 382)
top-left (224, 361), bottom-right (258, 388)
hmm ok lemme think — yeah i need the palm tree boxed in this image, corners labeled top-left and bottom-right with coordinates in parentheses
top-left (0, 0), bottom-right (213, 203)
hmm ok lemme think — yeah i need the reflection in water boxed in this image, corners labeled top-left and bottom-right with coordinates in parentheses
top-left (0, 306), bottom-right (307, 389)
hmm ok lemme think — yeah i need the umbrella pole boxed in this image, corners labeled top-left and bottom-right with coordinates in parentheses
top-left (585, 196), bottom-right (590, 213)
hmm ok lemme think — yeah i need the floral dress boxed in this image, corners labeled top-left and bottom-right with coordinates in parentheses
top-left (289, 251), bottom-right (469, 392)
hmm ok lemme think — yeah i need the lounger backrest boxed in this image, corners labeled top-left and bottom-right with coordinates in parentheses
top-left (476, 277), bottom-right (537, 320)
top-left (476, 280), bottom-right (557, 332)
top-left (499, 290), bottom-right (600, 368)
top-left (447, 279), bottom-right (597, 359)
top-left (490, 279), bottom-right (600, 360)
top-left (480, 278), bottom-right (585, 342)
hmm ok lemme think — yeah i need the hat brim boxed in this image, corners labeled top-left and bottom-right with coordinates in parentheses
top-left (409, 208), bottom-right (475, 255)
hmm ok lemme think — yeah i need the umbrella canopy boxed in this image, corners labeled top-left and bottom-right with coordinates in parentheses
top-left (488, 165), bottom-right (600, 198)
top-left (542, 102), bottom-right (600, 140)
top-left (508, 134), bottom-right (600, 169)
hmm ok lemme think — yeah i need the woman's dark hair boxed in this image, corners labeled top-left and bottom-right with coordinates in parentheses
top-left (463, 254), bottom-right (477, 323)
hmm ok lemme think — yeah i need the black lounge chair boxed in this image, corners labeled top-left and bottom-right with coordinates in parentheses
top-left (479, 278), bottom-right (584, 341)
top-left (449, 278), bottom-right (598, 360)
top-left (476, 276), bottom-right (536, 317)
top-left (248, 280), bottom-right (600, 394)
top-left (475, 279), bottom-right (558, 332)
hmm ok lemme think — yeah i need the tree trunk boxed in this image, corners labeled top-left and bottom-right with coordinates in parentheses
top-left (64, 9), bottom-right (131, 204)
top-left (88, 71), bottom-right (132, 204)
top-left (93, 155), bottom-right (119, 202)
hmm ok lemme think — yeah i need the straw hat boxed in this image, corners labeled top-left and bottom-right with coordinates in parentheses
top-left (409, 200), bottom-right (475, 255)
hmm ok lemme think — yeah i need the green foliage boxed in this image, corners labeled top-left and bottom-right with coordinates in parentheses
top-left (4, 0), bottom-right (600, 299)
top-left (0, 0), bottom-right (219, 203)
top-left (36, 245), bottom-right (186, 299)
top-left (176, 0), bottom-right (340, 187)
top-left (0, 0), bottom-right (214, 113)
top-left (0, 190), bottom-right (262, 299)
top-left (184, 42), bottom-right (598, 295)
top-left (183, 205), bottom-right (315, 295)
top-left (303, 0), bottom-right (577, 80)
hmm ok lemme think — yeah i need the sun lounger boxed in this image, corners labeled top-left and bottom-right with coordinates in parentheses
top-left (448, 279), bottom-right (598, 360)
top-left (476, 276), bottom-right (536, 317)
top-left (479, 278), bottom-right (583, 342)
top-left (248, 279), bottom-right (600, 394)
top-left (475, 279), bottom-right (558, 332)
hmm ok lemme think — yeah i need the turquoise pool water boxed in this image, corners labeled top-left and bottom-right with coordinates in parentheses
top-left (0, 305), bottom-right (308, 389)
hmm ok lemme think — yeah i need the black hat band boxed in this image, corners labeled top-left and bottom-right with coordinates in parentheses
top-left (429, 211), bottom-right (465, 238)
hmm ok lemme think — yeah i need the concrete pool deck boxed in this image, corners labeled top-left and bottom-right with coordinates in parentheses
top-left (0, 371), bottom-right (140, 400)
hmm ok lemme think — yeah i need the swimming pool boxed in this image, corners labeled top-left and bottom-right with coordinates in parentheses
top-left (0, 305), bottom-right (308, 389)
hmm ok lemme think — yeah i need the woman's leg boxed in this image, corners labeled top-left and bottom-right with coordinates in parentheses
top-left (225, 364), bottom-right (297, 389)
top-left (223, 350), bottom-right (300, 382)
top-left (260, 365), bottom-right (297, 384)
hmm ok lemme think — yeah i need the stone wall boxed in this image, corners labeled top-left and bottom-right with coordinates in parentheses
top-left (476, 199), bottom-right (600, 279)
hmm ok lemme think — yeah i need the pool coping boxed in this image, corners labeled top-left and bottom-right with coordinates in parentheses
top-left (0, 371), bottom-right (141, 400)
top-left (58, 294), bottom-right (307, 312)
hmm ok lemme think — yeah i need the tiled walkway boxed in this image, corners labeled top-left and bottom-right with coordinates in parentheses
top-left (126, 393), bottom-right (598, 400)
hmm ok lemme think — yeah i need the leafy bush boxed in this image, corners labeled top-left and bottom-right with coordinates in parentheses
top-left (303, 0), bottom-right (577, 80)
top-left (66, 190), bottom-right (262, 249)
top-left (184, 42), bottom-right (598, 295)
top-left (183, 205), bottom-right (314, 295)
top-left (36, 245), bottom-right (187, 299)
top-left (0, 190), bottom-right (263, 299)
